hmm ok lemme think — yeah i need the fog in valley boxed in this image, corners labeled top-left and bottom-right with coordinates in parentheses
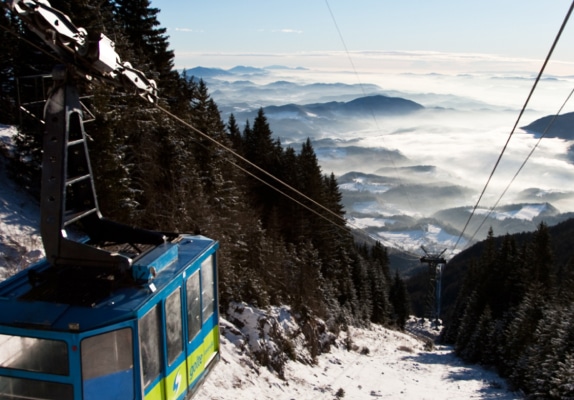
top-left (190, 63), bottom-right (574, 262)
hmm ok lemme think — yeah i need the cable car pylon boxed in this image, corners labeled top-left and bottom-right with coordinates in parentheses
top-left (420, 246), bottom-right (447, 328)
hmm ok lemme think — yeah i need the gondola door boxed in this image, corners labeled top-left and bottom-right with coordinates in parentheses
top-left (185, 269), bottom-right (202, 385)
top-left (185, 254), bottom-right (219, 388)
top-left (162, 285), bottom-right (187, 400)
top-left (139, 283), bottom-right (187, 400)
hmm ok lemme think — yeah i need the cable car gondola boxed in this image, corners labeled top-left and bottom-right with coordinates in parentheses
top-left (0, 234), bottom-right (220, 400)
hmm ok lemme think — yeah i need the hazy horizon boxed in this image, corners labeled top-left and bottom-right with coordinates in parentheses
top-left (194, 64), bottom-right (574, 214)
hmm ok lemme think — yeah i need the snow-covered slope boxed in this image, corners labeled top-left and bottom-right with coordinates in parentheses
top-left (0, 125), bottom-right (43, 281)
top-left (197, 303), bottom-right (522, 399)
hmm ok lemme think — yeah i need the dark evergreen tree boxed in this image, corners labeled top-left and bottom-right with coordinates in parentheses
top-left (87, 88), bottom-right (140, 222)
top-left (496, 234), bottom-right (526, 314)
top-left (188, 80), bottom-right (229, 195)
top-left (502, 283), bottom-right (546, 378)
top-left (292, 241), bottom-right (327, 318)
top-left (226, 113), bottom-right (243, 153)
top-left (516, 305), bottom-right (571, 396)
top-left (526, 222), bottom-right (554, 292)
top-left (350, 252), bottom-right (373, 323)
top-left (462, 305), bottom-right (493, 363)
top-left (243, 108), bottom-right (280, 171)
top-left (389, 270), bottom-right (411, 329)
top-left (112, 0), bottom-right (174, 82)
top-left (442, 259), bottom-right (480, 343)
top-left (242, 108), bottom-right (284, 226)
top-left (0, 8), bottom-right (19, 125)
top-left (550, 351), bottom-right (574, 399)
top-left (454, 289), bottom-right (481, 357)
top-left (369, 243), bottom-right (391, 325)
top-left (274, 145), bottom-right (300, 242)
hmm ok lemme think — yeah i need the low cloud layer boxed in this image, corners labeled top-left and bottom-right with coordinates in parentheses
top-left (192, 64), bottom-right (574, 251)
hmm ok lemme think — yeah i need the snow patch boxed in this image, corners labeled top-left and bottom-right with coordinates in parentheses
top-left (375, 224), bottom-right (465, 256)
top-left (197, 305), bottom-right (521, 399)
top-left (474, 204), bottom-right (548, 221)
top-left (348, 216), bottom-right (395, 229)
top-left (348, 201), bottom-right (413, 217)
top-left (339, 178), bottom-right (391, 193)
top-left (0, 125), bottom-right (43, 280)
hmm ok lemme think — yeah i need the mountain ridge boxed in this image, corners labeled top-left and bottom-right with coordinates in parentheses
top-left (240, 94), bottom-right (423, 121)
top-left (521, 111), bottom-right (574, 140)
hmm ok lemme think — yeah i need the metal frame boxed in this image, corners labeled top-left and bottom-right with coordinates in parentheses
top-left (420, 246), bottom-right (447, 325)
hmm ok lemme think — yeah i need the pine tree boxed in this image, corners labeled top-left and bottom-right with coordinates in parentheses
top-left (227, 113), bottom-right (243, 153)
top-left (550, 351), bottom-right (574, 399)
top-left (243, 108), bottom-right (280, 171)
top-left (242, 108), bottom-right (283, 228)
top-left (368, 243), bottom-right (391, 325)
top-left (527, 222), bottom-right (554, 292)
top-left (274, 145), bottom-right (300, 242)
top-left (462, 306), bottom-right (493, 363)
top-left (497, 234), bottom-right (527, 313)
top-left (350, 253), bottom-right (373, 323)
top-left (292, 241), bottom-right (327, 318)
top-left (517, 306), bottom-right (565, 396)
top-left (441, 259), bottom-right (481, 344)
top-left (87, 88), bottom-right (140, 222)
top-left (503, 283), bottom-right (546, 379)
top-left (189, 80), bottom-right (229, 195)
top-left (389, 270), bottom-right (411, 329)
top-left (454, 289), bottom-right (481, 358)
top-left (0, 8), bottom-right (19, 125)
top-left (112, 0), bottom-right (174, 81)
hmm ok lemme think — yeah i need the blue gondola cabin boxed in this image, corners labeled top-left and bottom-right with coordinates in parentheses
top-left (0, 235), bottom-right (220, 400)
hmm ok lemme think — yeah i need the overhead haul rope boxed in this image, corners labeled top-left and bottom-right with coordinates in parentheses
top-left (451, 0), bottom-right (574, 254)
top-left (465, 87), bottom-right (574, 248)
top-left (324, 0), bottom-right (417, 216)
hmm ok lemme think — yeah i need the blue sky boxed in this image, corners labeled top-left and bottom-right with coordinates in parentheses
top-left (150, 0), bottom-right (574, 72)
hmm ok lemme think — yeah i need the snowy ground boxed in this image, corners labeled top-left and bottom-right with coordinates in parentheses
top-left (0, 125), bottom-right (43, 280)
top-left (197, 306), bottom-right (523, 400)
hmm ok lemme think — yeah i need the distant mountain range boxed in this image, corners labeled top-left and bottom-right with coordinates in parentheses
top-left (183, 66), bottom-right (574, 271)
top-left (263, 95), bottom-right (423, 118)
top-left (184, 65), bottom-right (307, 79)
top-left (184, 65), bottom-right (412, 123)
top-left (229, 95), bottom-right (424, 140)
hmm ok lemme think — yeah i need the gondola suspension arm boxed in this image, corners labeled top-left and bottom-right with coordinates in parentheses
top-left (5, 0), bottom-right (158, 103)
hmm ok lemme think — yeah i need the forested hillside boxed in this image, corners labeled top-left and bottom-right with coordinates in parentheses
top-left (441, 223), bottom-right (574, 398)
top-left (0, 0), bottom-right (411, 347)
